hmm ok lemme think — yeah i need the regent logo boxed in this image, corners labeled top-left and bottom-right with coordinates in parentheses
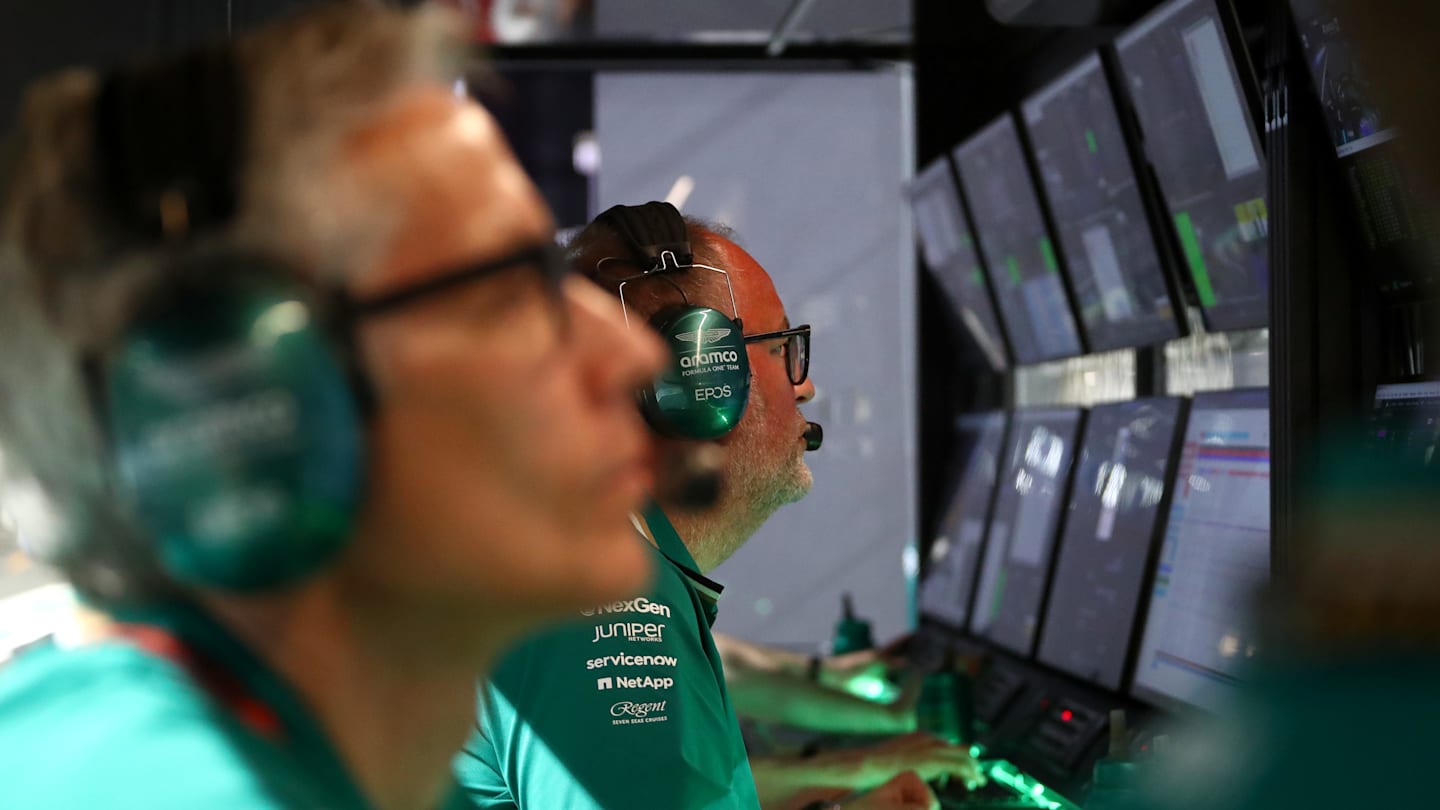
top-left (679, 350), bottom-right (739, 369)
top-left (581, 597), bottom-right (672, 619)
top-left (592, 621), bottom-right (666, 644)
top-left (611, 700), bottom-right (667, 718)
top-left (586, 653), bottom-right (679, 670)
top-left (676, 328), bottom-right (732, 345)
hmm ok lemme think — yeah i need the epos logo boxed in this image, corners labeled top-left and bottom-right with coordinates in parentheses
top-left (592, 622), bottom-right (665, 644)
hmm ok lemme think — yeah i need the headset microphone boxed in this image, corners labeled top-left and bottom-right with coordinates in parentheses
top-left (804, 422), bottom-right (824, 452)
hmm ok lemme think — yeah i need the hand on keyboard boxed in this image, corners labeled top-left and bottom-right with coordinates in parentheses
top-left (840, 771), bottom-right (938, 810)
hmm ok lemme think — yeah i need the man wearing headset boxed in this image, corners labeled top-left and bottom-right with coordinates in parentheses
top-left (0, 6), bottom-right (666, 809)
top-left (456, 203), bottom-right (981, 810)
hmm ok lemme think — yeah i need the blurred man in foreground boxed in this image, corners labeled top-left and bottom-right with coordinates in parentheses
top-left (0, 5), bottom-right (664, 808)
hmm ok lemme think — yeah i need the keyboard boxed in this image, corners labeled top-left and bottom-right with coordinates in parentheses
top-left (936, 778), bottom-right (1047, 809)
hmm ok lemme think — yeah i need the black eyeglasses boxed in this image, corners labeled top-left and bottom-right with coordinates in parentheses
top-left (350, 241), bottom-right (570, 322)
top-left (743, 324), bottom-right (811, 386)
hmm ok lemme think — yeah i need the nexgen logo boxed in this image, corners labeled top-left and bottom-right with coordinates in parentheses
top-left (581, 597), bottom-right (672, 619)
top-left (592, 622), bottom-right (665, 643)
top-left (586, 654), bottom-right (679, 670)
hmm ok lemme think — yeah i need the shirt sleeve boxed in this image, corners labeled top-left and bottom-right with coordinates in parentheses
top-left (452, 689), bottom-right (516, 810)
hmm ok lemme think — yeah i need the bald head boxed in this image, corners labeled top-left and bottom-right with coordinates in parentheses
top-left (568, 216), bottom-right (740, 324)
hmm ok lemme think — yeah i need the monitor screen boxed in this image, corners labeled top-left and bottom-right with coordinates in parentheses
top-left (909, 158), bottom-right (1010, 371)
top-left (1022, 53), bottom-right (1182, 352)
top-left (1115, 0), bottom-right (1269, 331)
top-left (920, 412), bottom-right (1009, 630)
top-left (1367, 382), bottom-right (1440, 470)
top-left (954, 116), bottom-right (1084, 364)
top-left (970, 407), bottom-right (1084, 655)
top-left (1035, 397), bottom-right (1185, 690)
top-left (1288, 0), bottom-right (1440, 295)
top-left (1130, 388), bottom-right (1270, 712)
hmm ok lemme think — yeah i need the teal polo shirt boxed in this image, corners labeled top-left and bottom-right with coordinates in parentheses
top-left (0, 601), bottom-right (466, 809)
top-left (456, 503), bottom-right (760, 810)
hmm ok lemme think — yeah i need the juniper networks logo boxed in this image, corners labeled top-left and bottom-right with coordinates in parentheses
top-left (592, 621), bottom-right (666, 644)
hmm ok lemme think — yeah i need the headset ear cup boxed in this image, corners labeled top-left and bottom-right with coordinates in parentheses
top-left (642, 306), bottom-right (750, 440)
top-left (103, 253), bottom-right (364, 591)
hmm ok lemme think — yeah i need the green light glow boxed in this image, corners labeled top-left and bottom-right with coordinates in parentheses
top-left (980, 759), bottom-right (1079, 810)
top-left (847, 674), bottom-right (894, 702)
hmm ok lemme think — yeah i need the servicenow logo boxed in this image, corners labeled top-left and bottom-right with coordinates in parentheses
top-left (581, 597), bottom-right (672, 619)
top-left (592, 621), bottom-right (665, 644)
top-left (586, 653), bottom-right (679, 670)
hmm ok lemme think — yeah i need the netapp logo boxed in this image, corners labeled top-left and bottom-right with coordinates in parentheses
top-left (680, 350), bottom-right (739, 369)
top-left (597, 675), bottom-right (673, 691)
top-left (592, 621), bottom-right (666, 644)
top-left (586, 653), bottom-right (679, 670)
top-left (676, 328), bottom-right (731, 345)
top-left (581, 597), bottom-right (672, 619)
top-left (611, 700), bottom-right (667, 718)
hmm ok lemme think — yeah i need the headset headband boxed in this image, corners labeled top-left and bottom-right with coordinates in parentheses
top-left (594, 201), bottom-right (694, 271)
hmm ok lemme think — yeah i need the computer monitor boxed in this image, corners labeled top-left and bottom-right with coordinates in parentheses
top-left (1288, 0), bottom-right (1440, 296)
top-left (920, 412), bottom-right (1009, 630)
top-left (953, 116), bottom-right (1085, 364)
top-left (1021, 53), bottom-right (1183, 352)
top-left (1114, 0), bottom-right (1269, 331)
top-left (1130, 388), bottom-right (1270, 712)
top-left (970, 407), bottom-right (1084, 656)
top-left (909, 157), bottom-right (1010, 372)
top-left (1035, 397), bottom-right (1186, 690)
top-left (1366, 382), bottom-right (1440, 469)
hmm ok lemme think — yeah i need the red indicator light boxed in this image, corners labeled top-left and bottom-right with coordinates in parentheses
top-left (1060, 709), bottom-right (1073, 722)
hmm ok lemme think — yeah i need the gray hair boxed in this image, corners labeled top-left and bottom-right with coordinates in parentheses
top-left (0, 3), bottom-right (468, 605)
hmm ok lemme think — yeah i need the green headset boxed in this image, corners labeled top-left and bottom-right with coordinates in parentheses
top-left (81, 45), bottom-right (367, 592)
top-left (594, 203), bottom-right (753, 441)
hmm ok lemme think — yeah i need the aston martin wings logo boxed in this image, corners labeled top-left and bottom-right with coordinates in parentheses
top-left (676, 328), bottom-right (733, 345)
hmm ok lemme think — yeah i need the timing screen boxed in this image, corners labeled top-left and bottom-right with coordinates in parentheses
top-left (1022, 53), bottom-right (1179, 351)
top-left (954, 116), bottom-right (1083, 364)
top-left (1116, 0), bottom-right (1269, 330)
